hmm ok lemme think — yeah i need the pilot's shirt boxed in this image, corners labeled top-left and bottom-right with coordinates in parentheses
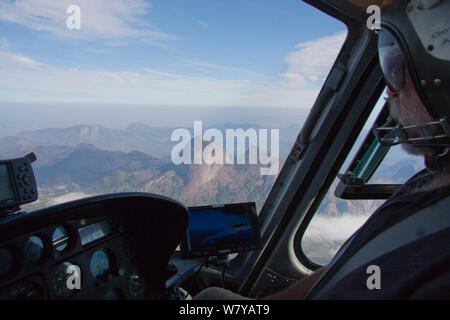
top-left (305, 169), bottom-right (450, 299)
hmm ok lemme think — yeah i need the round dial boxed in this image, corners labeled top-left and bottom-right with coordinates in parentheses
top-left (89, 249), bottom-right (111, 279)
top-left (52, 226), bottom-right (69, 252)
top-left (53, 262), bottom-right (80, 298)
top-left (25, 236), bottom-right (45, 263)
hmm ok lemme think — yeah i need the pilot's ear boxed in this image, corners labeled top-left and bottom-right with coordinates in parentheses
top-left (348, 0), bottom-right (396, 7)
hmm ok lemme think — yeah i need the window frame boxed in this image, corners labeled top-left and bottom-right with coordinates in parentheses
top-left (294, 88), bottom-right (390, 270)
top-left (238, 17), bottom-right (387, 298)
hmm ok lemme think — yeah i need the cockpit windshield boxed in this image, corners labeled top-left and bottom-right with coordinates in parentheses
top-left (0, 1), bottom-right (346, 212)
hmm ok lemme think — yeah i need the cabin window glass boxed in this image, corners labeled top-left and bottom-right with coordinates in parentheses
top-left (300, 94), bottom-right (425, 266)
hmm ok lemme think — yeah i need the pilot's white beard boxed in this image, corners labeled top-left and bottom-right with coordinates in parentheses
top-left (387, 97), bottom-right (425, 156)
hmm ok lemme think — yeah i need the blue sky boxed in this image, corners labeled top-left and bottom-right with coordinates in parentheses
top-left (0, 0), bottom-right (347, 107)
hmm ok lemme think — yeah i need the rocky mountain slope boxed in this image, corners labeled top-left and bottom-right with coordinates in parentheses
top-left (1, 137), bottom-right (277, 211)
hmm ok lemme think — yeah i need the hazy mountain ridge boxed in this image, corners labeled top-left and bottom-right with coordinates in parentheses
top-left (17, 124), bottom-right (175, 159)
top-left (1, 125), bottom-right (423, 216)
top-left (16, 122), bottom-right (301, 160)
top-left (0, 136), bottom-right (277, 211)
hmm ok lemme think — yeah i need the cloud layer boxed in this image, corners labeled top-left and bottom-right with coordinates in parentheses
top-left (0, 27), bottom-right (347, 107)
top-left (0, 0), bottom-right (174, 44)
top-left (283, 31), bottom-right (347, 84)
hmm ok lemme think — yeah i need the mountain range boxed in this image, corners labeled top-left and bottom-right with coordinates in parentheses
top-left (14, 122), bottom-right (301, 160)
top-left (0, 123), bottom-right (425, 264)
top-left (0, 134), bottom-right (277, 212)
top-left (0, 122), bottom-right (423, 212)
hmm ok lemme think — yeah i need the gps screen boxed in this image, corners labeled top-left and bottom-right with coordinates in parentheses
top-left (183, 203), bottom-right (260, 256)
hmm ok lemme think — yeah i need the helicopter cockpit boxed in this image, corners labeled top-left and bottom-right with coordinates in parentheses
top-left (1, 0), bottom-right (449, 302)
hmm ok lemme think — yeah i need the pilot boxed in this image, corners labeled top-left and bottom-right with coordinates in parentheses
top-left (194, 0), bottom-right (450, 300)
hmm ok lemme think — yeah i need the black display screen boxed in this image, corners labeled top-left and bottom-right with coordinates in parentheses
top-left (0, 165), bottom-right (14, 202)
top-left (182, 202), bottom-right (261, 257)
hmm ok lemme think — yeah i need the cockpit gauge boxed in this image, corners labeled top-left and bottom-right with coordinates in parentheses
top-left (24, 236), bottom-right (45, 263)
top-left (128, 273), bottom-right (145, 298)
top-left (89, 249), bottom-right (111, 279)
top-left (52, 226), bottom-right (69, 252)
top-left (53, 262), bottom-right (80, 298)
top-left (0, 247), bottom-right (15, 278)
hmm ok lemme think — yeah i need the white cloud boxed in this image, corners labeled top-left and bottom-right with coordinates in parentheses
top-left (238, 31), bottom-right (347, 108)
top-left (188, 60), bottom-right (272, 82)
top-left (0, 31), bottom-right (347, 108)
top-left (0, 62), bottom-right (254, 105)
top-left (0, 37), bottom-right (46, 68)
top-left (197, 20), bottom-right (209, 28)
top-left (0, 50), bottom-right (46, 68)
top-left (47, 192), bottom-right (92, 206)
top-left (0, 37), bottom-right (11, 49)
top-left (82, 48), bottom-right (112, 55)
top-left (303, 214), bottom-right (371, 243)
top-left (282, 31), bottom-right (347, 85)
top-left (238, 84), bottom-right (321, 109)
top-left (0, 0), bottom-right (175, 44)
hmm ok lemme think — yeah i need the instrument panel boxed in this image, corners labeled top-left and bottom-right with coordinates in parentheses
top-left (0, 193), bottom-right (189, 300)
top-left (1, 217), bottom-right (147, 299)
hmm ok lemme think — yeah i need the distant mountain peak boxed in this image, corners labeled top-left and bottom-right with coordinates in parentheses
top-left (73, 143), bottom-right (99, 150)
top-left (214, 122), bottom-right (261, 130)
top-left (0, 136), bottom-right (33, 146)
top-left (126, 122), bottom-right (150, 131)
